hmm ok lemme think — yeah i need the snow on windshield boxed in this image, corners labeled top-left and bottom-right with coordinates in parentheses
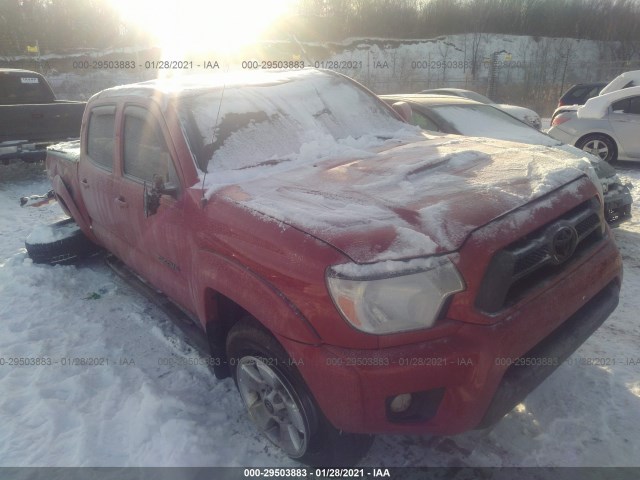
top-left (431, 105), bottom-right (559, 146)
top-left (176, 70), bottom-right (413, 181)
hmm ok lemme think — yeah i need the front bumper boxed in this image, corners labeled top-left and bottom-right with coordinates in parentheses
top-left (604, 184), bottom-right (633, 226)
top-left (546, 126), bottom-right (576, 145)
top-left (280, 236), bottom-right (621, 435)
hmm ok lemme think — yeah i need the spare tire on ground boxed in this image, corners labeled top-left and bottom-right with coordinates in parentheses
top-left (25, 218), bottom-right (100, 264)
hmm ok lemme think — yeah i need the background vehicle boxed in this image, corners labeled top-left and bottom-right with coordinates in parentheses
top-left (552, 71), bottom-right (640, 122)
top-left (381, 94), bottom-right (633, 226)
top-left (557, 82), bottom-right (607, 109)
top-left (548, 86), bottom-right (640, 164)
top-left (419, 87), bottom-right (542, 129)
top-left (0, 69), bottom-right (85, 163)
top-left (42, 69), bottom-right (621, 465)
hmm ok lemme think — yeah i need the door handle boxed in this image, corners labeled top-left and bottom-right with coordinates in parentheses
top-left (81, 178), bottom-right (89, 188)
top-left (114, 196), bottom-right (128, 208)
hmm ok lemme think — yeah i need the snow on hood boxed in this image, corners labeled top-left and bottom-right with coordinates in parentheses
top-left (577, 86), bottom-right (640, 119)
top-left (495, 103), bottom-right (539, 120)
top-left (205, 134), bottom-right (588, 264)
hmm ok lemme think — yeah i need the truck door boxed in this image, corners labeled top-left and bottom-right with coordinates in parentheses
top-left (112, 105), bottom-right (192, 311)
top-left (77, 105), bottom-right (120, 251)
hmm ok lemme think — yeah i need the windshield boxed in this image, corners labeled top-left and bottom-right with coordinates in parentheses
top-left (430, 104), bottom-right (559, 146)
top-left (176, 70), bottom-right (407, 173)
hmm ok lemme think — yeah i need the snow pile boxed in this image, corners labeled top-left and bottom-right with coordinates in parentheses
top-left (577, 86), bottom-right (640, 119)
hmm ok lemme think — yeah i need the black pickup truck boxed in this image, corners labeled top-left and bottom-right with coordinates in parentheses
top-left (1, 68), bottom-right (85, 163)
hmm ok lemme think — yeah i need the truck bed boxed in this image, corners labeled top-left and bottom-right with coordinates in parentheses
top-left (0, 100), bottom-right (85, 143)
top-left (0, 101), bottom-right (85, 162)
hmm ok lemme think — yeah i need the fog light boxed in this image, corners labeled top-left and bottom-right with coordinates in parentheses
top-left (389, 393), bottom-right (412, 413)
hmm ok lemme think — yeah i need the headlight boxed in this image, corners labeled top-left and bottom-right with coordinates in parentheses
top-left (577, 159), bottom-right (604, 200)
top-left (524, 114), bottom-right (541, 129)
top-left (326, 258), bottom-right (465, 335)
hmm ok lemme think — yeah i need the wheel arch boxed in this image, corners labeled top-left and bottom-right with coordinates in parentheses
top-left (194, 249), bottom-right (321, 377)
top-left (575, 131), bottom-right (618, 150)
top-left (51, 175), bottom-right (100, 244)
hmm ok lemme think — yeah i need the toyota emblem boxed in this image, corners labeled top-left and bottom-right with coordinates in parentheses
top-left (550, 225), bottom-right (578, 264)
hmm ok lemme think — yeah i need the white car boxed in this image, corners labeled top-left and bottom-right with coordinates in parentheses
top-left (420, 88), bottom-right (542, 129)
top-left (551, 70), bottom-right (640, 121)
top-left (548, 86), bottom-right (640, 163)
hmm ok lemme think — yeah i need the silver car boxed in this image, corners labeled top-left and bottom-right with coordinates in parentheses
top-left (548, 86), bottom-right (640, 163)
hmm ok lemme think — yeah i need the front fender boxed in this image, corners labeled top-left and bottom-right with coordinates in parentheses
top-left (193, 249), bottom-right (321, 345)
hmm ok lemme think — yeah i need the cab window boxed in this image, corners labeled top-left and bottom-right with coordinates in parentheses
top-left (86, 106), bottom-right (116, 170)
top-left (123, 106), bottom-right (179, 187)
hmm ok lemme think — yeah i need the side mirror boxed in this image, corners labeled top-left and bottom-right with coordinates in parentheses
top-left (144, 175), bottom-right (177, 217)
top-left (391, 101), bottom-right (413, 123)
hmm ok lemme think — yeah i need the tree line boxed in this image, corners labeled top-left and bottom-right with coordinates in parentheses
top-left (1, 0), bottom-right (640, 56)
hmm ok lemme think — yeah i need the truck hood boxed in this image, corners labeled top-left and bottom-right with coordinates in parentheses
top-left (212, 135), bottom-right (589, 264)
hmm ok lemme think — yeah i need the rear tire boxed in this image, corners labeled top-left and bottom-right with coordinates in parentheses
top-left (576, 134), bottom-right (617, 163)
top-left (226, 317), bottom-right (373, 466)
top-left (25, 218), bottom-right (100, 265)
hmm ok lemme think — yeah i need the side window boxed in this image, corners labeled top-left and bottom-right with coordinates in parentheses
top-left (626, 96), bottom-right (640, 115)
top-left (123, 106), bottom-right (179, 187)
top-left (412, 110), bottom-right (441, 132)
top-left (611, 97), bottom-right (640, 115)
top-left (87, 106), bottom-right (116, 170)
top-left (611, 99), bottom-right (629, 113)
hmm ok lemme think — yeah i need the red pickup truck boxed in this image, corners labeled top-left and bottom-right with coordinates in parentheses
top-left (43, 69), bottom-right (622, 466)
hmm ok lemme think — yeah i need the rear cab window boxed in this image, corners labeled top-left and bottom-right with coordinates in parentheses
top-left (0, 72), bottom-right (55, 104)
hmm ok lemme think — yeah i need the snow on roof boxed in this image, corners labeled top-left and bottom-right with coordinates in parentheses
top-left (93, 69), bottom-right (344, 103)
top-left (599, 70), bottom-right (640, 96)
top-left (577, 85), bottom-right (640, 119)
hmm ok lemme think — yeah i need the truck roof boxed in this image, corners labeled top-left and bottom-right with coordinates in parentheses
top-left (0, 68), bottom-right (46, 76)
top-left (90, 69), bottom-right (341, 103)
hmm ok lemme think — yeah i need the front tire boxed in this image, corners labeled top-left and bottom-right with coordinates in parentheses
top-left (576, 134), bottom-right (617, 163)
top-left (226, 318), bottom-right (373, 466)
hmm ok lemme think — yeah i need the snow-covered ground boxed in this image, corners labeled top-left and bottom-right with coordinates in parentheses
top-left (1, 161), bottom-right (639, 467)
